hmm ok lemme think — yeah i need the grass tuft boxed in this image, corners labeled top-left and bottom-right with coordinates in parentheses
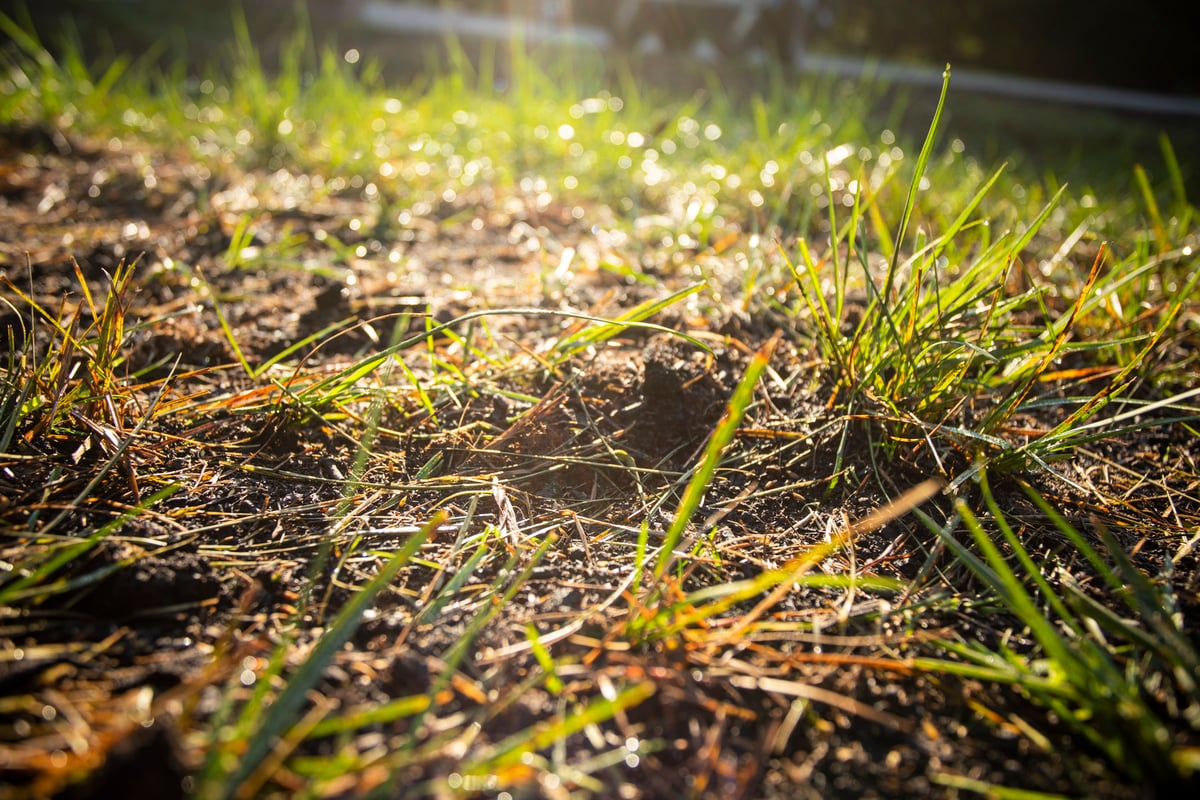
top-left (914, 473), bottom-right (1200, 788)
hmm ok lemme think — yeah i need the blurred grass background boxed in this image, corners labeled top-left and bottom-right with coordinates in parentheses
top-left (5, 0), bottom-right (1197, 197)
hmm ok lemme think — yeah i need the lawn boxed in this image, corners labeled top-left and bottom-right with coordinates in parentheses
top-left (1, 8), bottom-right (1198, 799)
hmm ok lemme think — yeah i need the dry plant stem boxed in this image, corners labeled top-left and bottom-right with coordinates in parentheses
top-left (716, 477), bottom-right (944, 645)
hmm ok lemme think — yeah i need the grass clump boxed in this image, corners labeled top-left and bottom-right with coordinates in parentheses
top-left (786, 69), bottom-right (1200, 494)
top-left (916, 473), bottom-right (1200, 789)
top-left (1, 9), bottom-right (1198, 799)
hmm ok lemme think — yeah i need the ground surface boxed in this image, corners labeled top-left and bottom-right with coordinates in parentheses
top-left (1, 31), bottom-right (1199, 800)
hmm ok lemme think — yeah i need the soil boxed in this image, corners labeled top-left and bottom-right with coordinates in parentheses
top-left (0, 113), bottom-right (1197, 800)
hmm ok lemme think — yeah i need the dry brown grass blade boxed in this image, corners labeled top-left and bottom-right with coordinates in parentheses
top-left (729, 674), bottom-right (913, 732)
top-left (997, 242), bottom-right (1108, 425)
top-left (714, 477), bottom-right (945, 646)
top-left (462, 385), bottom-right (571, 469)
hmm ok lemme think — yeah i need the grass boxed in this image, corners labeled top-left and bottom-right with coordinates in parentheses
top-left (914, 473), bottom-right (1200, 789)
top-left (1, 8), bottom-right (1198, 798)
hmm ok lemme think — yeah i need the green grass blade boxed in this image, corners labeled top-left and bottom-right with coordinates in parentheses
top-left (1134, 163), bottom-right (1166, 250)
top-left (653, 334), bottom-right (777, 579)
top-left (414, 541), bottom-right (488, 624)
top-left (1159, 134), bottom-right (1191, 227)
top-left (218, 514), bottom-right (440, 798)
top-left (194, 267), bottom-right (254, 378)
top-left (295, 306), bottom-right (711, 408)
top-left (552, 281), bottom-right (708, 356)
top-left (0, 485), bottom-right (179, 605)
top-left (467, 682), bottom-right (656, 774)
top-left (953, 496), bottom-right (1080, 671)
top-left (306, 694), bottom-right (431, 740)
top-left (882, 64), bottom-right (951, 305)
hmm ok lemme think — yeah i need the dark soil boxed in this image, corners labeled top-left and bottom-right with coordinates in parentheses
top-left (0, 106), bottom-right (1197, 800)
